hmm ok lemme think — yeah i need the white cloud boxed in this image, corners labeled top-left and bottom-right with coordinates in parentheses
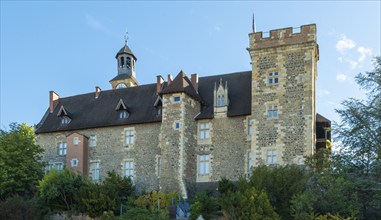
top-left (214, 24), bottom-right (221, 31)
top-left (336, 73), bottom-right (348, 82)
top-left (336, 35), bottom-right (355, 54)
top-left (347, 59), bottom-right (359, 70)
top-left (317, 89), bottom-right (331, 97)
top-left (86, 14), bottom-right (103, 30)
top-left (357, 46), bottom-right (372, 62)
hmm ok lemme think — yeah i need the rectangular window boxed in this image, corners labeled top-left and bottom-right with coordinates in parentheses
top-left (248, 119), bottom-right (254, 135)
top-left (268, 72), bottom-right (279, 85)
top-left (57, 142), bottom-right (67, 156)
top-left (73, 137), bottom-right (79, 145)
top-left (89, 135), bottom-right (97, 147)
top-left (53, 162), bottom-right (63, 170)
top-left (199, 155), bottom-right (210, 175)
top-left (174, 96), bottom-right (180, 102)
top-left (267, 106), bottom-right (278, 119)
top-left (217, 95), bottom-right (225, 107)
top-left (71, 158), bottom-right (79, 167)
top-left (267, 150), bottom-right (277, 164)
top-left (123, 161), bottom-right (134, 180)
top-left (90, 162), bottom-right (100, 181)
top-left (199, 123), bottom-right (210, 140)
top-left (125, 130), bottom-right (134, 145)
top-left (248, 152), bottom-right (253, 172)
top-left (156, 156), bottom-right (161, 177)
top-left (175, 122), bottom-right (180, 129)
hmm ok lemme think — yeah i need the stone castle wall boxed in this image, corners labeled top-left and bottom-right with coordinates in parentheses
top-left (248, 24), bottom-right (318, 166)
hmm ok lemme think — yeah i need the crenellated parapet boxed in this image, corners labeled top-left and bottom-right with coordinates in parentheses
top-left (248, 24), bottom-right (317, 50)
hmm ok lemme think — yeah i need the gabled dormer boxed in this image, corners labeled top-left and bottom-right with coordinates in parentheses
top-left (57, 105), bottom-right (72, 125)
top-left (213, 79), bottom-right (229, 117)
top-left (115, 98), bottom-right (130, 119)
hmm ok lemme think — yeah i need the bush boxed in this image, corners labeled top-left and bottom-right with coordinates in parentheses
top-left (0, 196), bottom-right (41, 220)
top-left (190, 190), bottom-right (219, 220)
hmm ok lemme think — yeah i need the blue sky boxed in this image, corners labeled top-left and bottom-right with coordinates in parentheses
top-left (1, 1), bottom-right (380, 129)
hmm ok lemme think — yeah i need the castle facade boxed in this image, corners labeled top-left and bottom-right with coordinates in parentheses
top-left (35, 23), bottom-right (331, 198)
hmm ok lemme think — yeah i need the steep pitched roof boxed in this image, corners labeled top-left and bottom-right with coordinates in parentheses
top-left (160, 70), bottom-right (203, 102)
top-left (316, 113), bottom-right (331, 124)
top-left (35, 84), bottom-right (161, 133)
top-left (196, 71), bottom-right (252, 119)
top-left (35, 70), bottom-right (253, 133)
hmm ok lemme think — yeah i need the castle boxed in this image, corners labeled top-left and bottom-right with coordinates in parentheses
top-left (35, 23), bottom-right (331, 198)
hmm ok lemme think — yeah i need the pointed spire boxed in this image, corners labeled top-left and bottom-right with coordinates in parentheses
top-left (252, 13), bottom-right (256, 33)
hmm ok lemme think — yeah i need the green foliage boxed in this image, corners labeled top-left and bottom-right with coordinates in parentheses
top-left (38, 169), bottom-right (86, 213)
top-left (0, 123), bottom-right (45, 199)
top-left (78, 182), bottom-right (116, 218)
top-left (0, 195), bottom-right (41, 220)
top-left (249, 165), bottom-right (309, 219)
top-left (134, 191), bottom-right (177, 214)
top-left (219, 178), bottom-right (280, 220)
top-left (190, 190), bottom-right (219, 220)
top-left (120, 207), bottom-right (153, 220)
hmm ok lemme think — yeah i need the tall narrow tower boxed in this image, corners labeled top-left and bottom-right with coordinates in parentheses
top-left (110, 40), bottom-right (138, 89)
top-left (248, 24), bottom-right (319, 166)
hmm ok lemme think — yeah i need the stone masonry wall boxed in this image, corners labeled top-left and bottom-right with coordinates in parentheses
top-left (36, 122), bottom-right (161, 193)
top-left (196, 116), bottom-right (250, 182)
top-left (248, 24), bottom-right (318, 166)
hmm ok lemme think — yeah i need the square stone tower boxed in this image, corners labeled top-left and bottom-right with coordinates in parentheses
top-left (248, 24), bottom-right (319, 166)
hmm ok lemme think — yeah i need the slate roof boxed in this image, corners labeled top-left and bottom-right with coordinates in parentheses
top-left (196, 71), bottom-right (252, 119)
top-left (35, 83), bottom-right (161, 133)
top-left (116, 43), bottom-right (137, 60)
top-left (160, 70), bottom-right (203, 103)
top-left (316, 113), bottom-right (331, 124)
top-left (35, 70), bottom-right (253, 133)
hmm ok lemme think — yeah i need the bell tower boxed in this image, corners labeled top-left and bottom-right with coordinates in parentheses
top-left (110, 36), bottom-right (138, 89)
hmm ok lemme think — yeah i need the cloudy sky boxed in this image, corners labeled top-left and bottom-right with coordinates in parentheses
top-left (1, 1), bottom-right (380, 130)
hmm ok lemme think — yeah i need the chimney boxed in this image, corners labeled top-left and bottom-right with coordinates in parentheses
top-left (95, 86), bottom-right (101, 99)
top-left (49, 91), bottom-right (59, 113)
top-left (191, 73), bottom-right (199, 92)
top-left (167, 74), bottom-right (173, 85)
top-left (156, 75), bottom-right (164, 93)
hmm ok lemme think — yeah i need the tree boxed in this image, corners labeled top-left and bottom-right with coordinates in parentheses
top-left (38, 169), bottom-right (86, 213)
top-left (218, 178), bottom-right (280, 220)
top-left (333, 56), bottom-right (381, 219)
top-left (0, 123), bottom-right (45, 199)
top-left (249, 165), bottom-right (310, 219)
top-left (190, 190), bottom-right (220, 220)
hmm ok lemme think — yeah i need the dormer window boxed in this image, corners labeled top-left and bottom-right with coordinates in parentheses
top-left (217, 95), bottom-right (225, 107)
top-left (120, 110), bottom-right (128, 119)
top-left (60, 116), bottom-right (71, 125)
top-left (116, 98), bottom-right (129, 119)
top-left (57, 106), bottom-right (72, 125)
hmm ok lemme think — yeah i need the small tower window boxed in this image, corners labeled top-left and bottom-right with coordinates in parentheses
top-left (120, 57), bottom-right (125, 68)
top-left (268, 72), bottom-right (279, 85)
top-left (217, 95), bottom-right (225, 107)
top-left (126, 57), bottom-right (131, 68)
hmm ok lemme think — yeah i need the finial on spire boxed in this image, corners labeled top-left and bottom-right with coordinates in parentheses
top-left (252, 13), bottom-right (256, 33)
top-left (124, 31), bottom-right (129, 45)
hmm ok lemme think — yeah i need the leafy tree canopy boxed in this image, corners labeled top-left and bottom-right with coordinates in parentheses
top-left (0, 123), bottom-right (45, 199)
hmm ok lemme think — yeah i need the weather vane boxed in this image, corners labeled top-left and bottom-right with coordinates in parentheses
top-left (124, 31), bottom-right (129, 45)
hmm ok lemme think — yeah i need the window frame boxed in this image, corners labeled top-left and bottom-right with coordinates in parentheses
top-left (89, 135), bottom-right (97, 147)
top-left (199, 123), bottom-right (210, 140)
top-left (123, 160), bottom-right (134, 180)
top-left (57, 142), bottom-right (67, 156)
top-left (71, 158), bottom-right (79, 167)
top-left (90, 162), bottom-right (100, 181)
top-left (268, 71), bottom-right (279, 85)
top-left (267, 105), bottom-right (279, 119)
top-left (125, 129), bottom-right (134, 145)
top-left (174, 96), bottom-right (181, 102)
top-left (198, 155), bottom-right (210, 176)
top-left (267, 150), bottom-right (278, 164)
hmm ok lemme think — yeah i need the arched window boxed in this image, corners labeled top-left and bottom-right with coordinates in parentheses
top-left (120, 57), bottom-right (125, 68)
top-left (126, 57), bottom-right (131, 68)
